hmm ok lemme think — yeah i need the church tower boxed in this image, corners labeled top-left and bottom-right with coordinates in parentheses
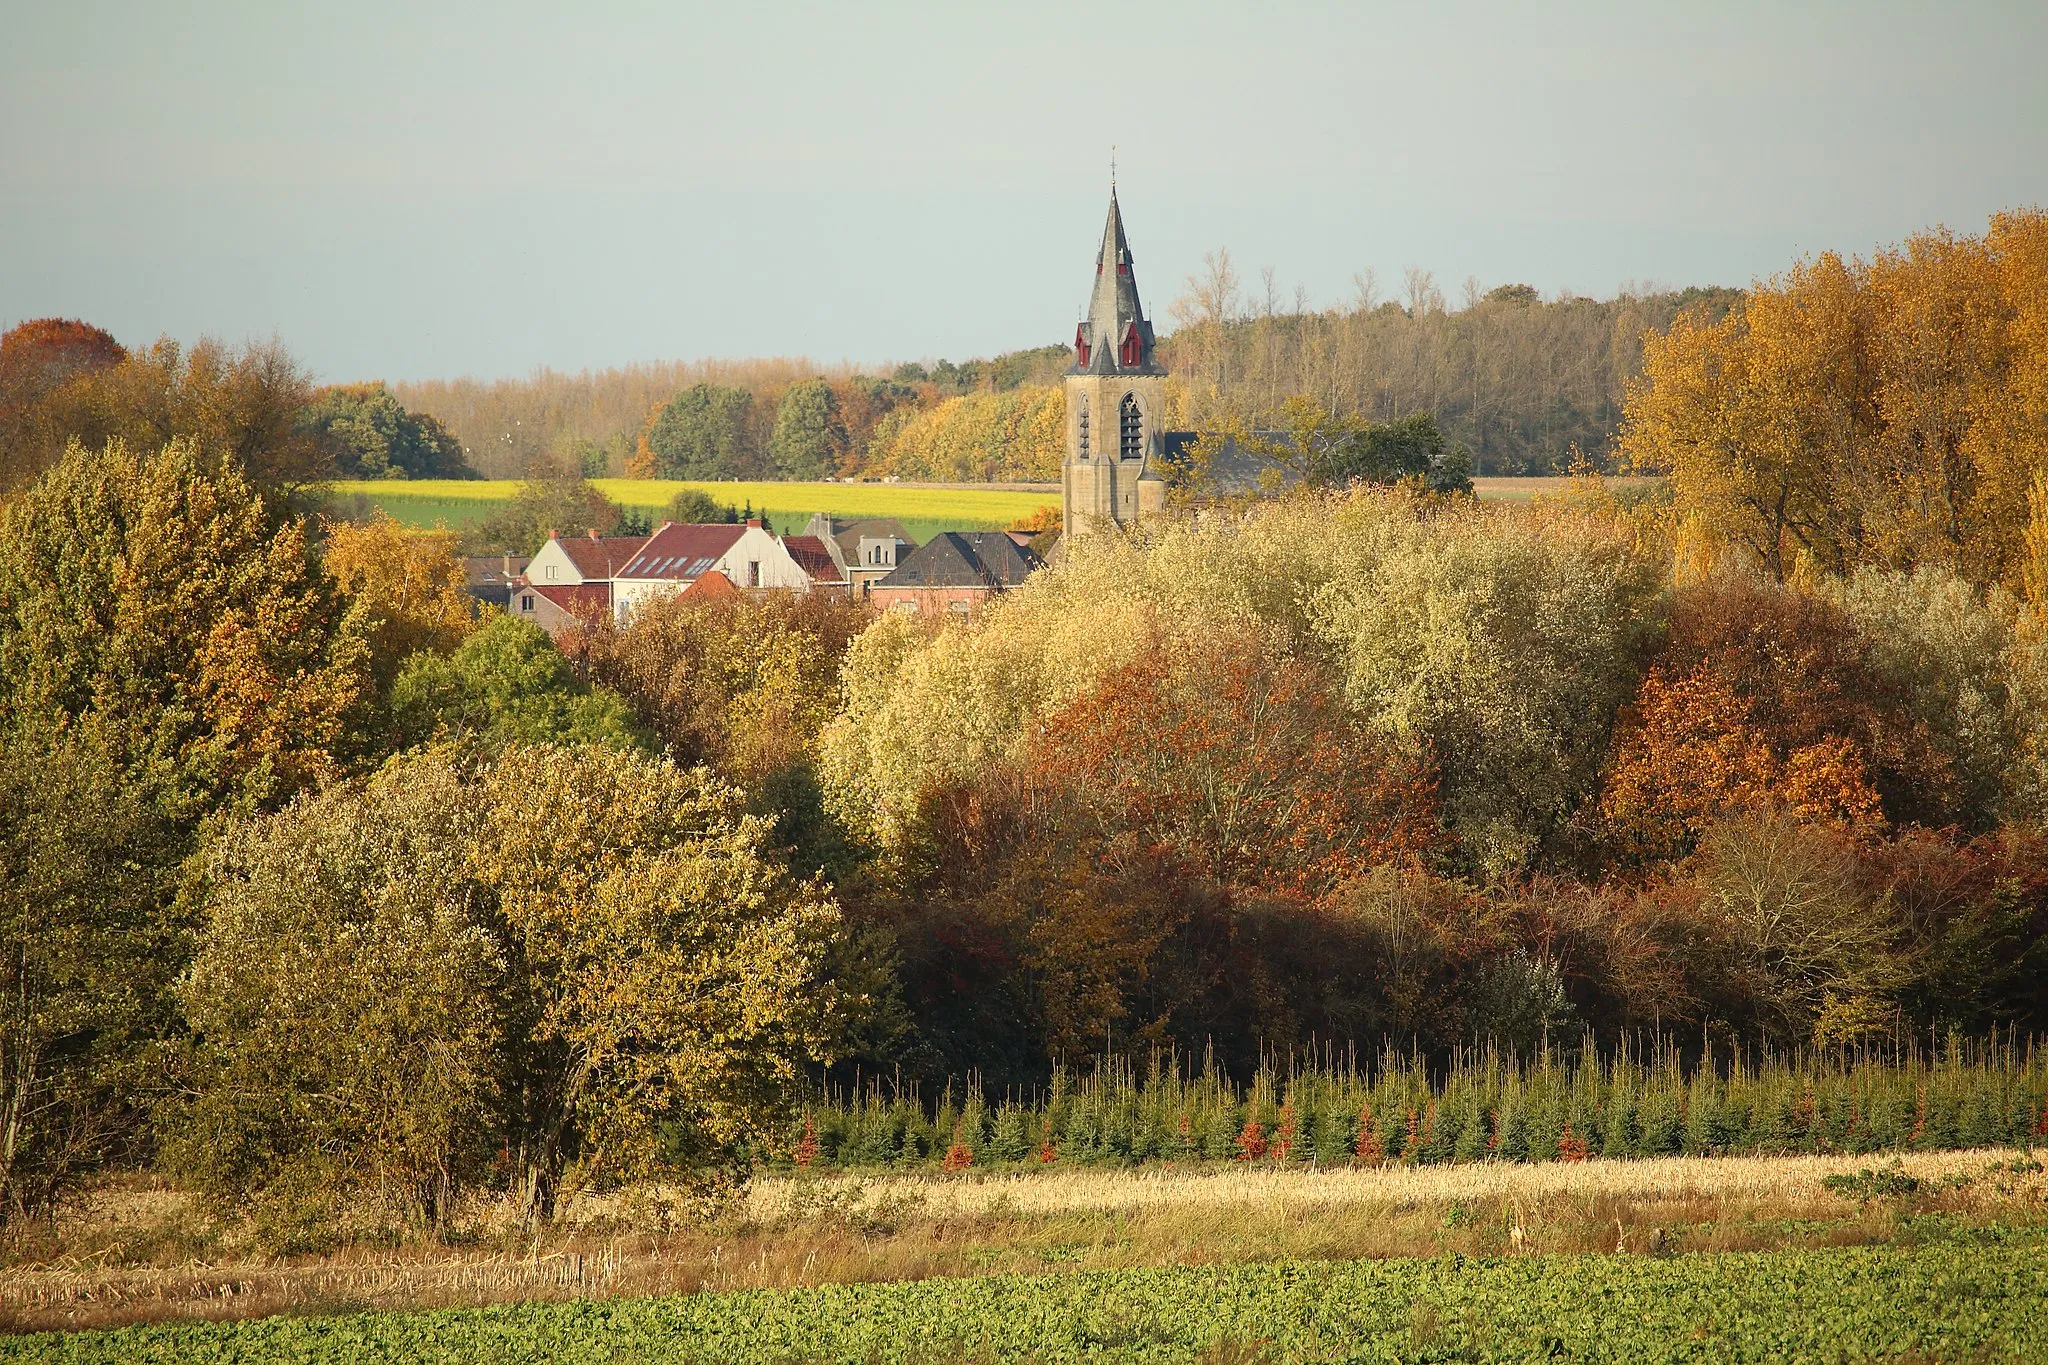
top-left (1063, 188), bottom-right (1168, 538)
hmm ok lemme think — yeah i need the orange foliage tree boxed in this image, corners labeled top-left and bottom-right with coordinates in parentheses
top-left (1601, 575), bottom-right (1951, 861)
top-left (1022, 625), bottom-right (1440, 901)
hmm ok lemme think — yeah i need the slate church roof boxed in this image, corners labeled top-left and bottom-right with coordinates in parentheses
top-left (1069, 190), bottom-right (1163, 377)
top-left (876, 532), bottom-right (1043, 591)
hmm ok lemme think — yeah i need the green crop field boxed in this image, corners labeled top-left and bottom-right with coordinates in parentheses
top-left (325, 480), bottom-right (1060, 546)
top-left (6, 1238), bottom-right (2041, 1363)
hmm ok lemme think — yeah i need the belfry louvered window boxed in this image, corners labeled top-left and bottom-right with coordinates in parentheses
top-left (1076, 399), bottom-right (1090, 460)
top-left (1119, 393), bottom-right (1142, 460)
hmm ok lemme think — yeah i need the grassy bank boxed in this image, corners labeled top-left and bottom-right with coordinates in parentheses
top-left (324, 479), bottom-right (1062, 545)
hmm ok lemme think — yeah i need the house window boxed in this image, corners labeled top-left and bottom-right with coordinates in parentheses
top-left (544, 565), bottom-right (558, 582)
top-left (1076, 398), bottom-right (1090, 460)
top-left (747, 560), bottom-right (761, 588)
top-left (1119, 393), bottom-right (1142, 460)
top-left (947, 599), bottom-right (971, 615)
top-left (521, 594), bottom-right (534, 611)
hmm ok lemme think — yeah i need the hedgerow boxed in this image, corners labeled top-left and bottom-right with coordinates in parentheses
top-left (787, 1039), bottom-right (2048, 1172)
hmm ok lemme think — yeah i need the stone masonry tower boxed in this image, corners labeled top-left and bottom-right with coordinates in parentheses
top-left (1063, 188), bottom-right (1168, 538)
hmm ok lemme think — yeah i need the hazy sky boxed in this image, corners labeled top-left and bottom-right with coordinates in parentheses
top-left (4, 1), bottom-right (2044, 383)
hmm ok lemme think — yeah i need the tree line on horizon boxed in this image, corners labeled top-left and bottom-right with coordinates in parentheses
top-left (379, 279), bottom-right (1738, 484)
top-left (4, 273), bottom-right (1737, 495)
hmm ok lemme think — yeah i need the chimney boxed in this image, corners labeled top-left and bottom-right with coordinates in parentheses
top-left (746, 517), bottom-right (763, 528)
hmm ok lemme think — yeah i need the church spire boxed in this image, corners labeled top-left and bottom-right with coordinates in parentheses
top-left (1070, 187), bottom-right (1159, 375)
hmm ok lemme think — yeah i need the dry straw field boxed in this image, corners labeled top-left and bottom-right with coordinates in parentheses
top-left (7, 1148), bottom-right (2040, 1335)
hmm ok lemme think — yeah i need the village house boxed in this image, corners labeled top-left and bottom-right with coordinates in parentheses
top-left (800, 514), bottom-right (919, 598)
top-left (509, 529), bottom-right (648, 634)
top-left (868, 531), bottom-right (1043, 617)
top-left (610, 520), bottom-right (845, 623)
top-left (464, 553), bottom-right (530, 610)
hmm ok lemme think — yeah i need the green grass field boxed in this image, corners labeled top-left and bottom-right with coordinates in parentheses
top-left (7, 1238), bottom-right (2041, 1363)
top-left (326, 480), bottom-right (1061, 546)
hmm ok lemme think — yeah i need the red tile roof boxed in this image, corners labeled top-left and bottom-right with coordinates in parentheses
top-left (617, 523), bottom-right (749, 580)
top-left (550, 532), bottom-right (649, 580)
top-left (782, 534), bottom-right (846, 585)
top-left (524, 581), bottom-right (613, 621)
top-left (680, 569), bottom-right (738, 599)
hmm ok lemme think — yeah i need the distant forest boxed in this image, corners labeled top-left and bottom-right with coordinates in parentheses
top-left (394, 279), bottom-right (1741, 482)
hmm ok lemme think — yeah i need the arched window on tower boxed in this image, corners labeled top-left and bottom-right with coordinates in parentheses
top-left (1073, 322), bottom-right (1091, 369)
top-left (1118, 321), bottom-right (1143, 368)
top-left (1119, 393), bottom-right (1142, 461)
top-left (1076, 398), bottom-right (1090, 460)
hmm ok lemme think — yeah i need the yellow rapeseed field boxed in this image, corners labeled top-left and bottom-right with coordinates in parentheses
top-left (325, 479), bottom-right (1060, 536)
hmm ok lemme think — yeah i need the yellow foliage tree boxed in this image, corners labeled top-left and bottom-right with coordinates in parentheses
top-left (321, 513), bottom-right (476, 686)
top-left (1621, 209), bottom-right (2048, 592)
top-left (866, 386), bottom-right (1065, 481)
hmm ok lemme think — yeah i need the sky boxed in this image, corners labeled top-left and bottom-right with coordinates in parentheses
top-left (4, 1), bottom-right (2045, 384)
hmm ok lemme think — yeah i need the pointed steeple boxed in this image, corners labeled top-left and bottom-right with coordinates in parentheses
top-left (1070, 188), bottom-right (1160, 375)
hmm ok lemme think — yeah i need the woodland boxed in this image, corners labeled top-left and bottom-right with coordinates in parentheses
top-left (1, 209), bottom-right (2047, 1246)
top-left (384, 278), bottom-right (1735, 483)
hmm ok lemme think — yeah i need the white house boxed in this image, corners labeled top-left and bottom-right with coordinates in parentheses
top-left (611, 521), bottom-right (814, 622)
top-left (523, 530), bottom-right (650, 588)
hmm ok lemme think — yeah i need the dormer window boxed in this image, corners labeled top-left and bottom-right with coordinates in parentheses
top-left (1073, 322), bottom-right (1091, 369)
top-left (1118, 321), bottom-right (1143, 368)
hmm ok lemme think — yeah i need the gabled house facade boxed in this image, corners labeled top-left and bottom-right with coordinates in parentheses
top-left (611, 520), bottom-right (845, 621)
top-left (510, 531), bottom-right (650, 634)
top-left (801, 514), bottom-right (919, 598)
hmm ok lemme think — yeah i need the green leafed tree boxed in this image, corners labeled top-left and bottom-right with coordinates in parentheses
top-left (769, 379), bottom-right (845, 480)
top-left (296, 382), bottom-right (473, 481)
top-left (388, 615), bottom-right (645, 754)
top-left (647, 384), bottom-right (758, 480)
top-left (0, 726), bottom-right (183, 1226)
top-left (467, 456), bottom-right (625, 555)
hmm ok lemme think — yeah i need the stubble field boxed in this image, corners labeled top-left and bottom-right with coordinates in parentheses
top-left (5, 1149), bottom-right (2043, 1360)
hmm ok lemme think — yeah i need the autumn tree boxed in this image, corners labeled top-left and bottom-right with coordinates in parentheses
top-left (1621, 209), bottom-right (2048, 591)
top-left (0, 438), bottom-right (366, 814)
top-left (166, 754), bottom-right (501, 1233)
top-left (562, 591), bottom-right (870, 878)
top-left (321, 513), bottom-right (477, 690)
top-left (171, 745), bottom-right (849, 1225)
top-left (1600, 573), bottom-right (1955, 863)
top-left (1023, 624), bottom-right (1439, 900)
top-left (866, 386), bottom-right (1065, 481)
top-left (0, 438), bottom-right (365, 1223)
top-left (1314, 496), bottom-right (1667, 877)
top-left (0, 319), bottom-right (126, 490)
top-left (25, 337), bottom-right (328, 494)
